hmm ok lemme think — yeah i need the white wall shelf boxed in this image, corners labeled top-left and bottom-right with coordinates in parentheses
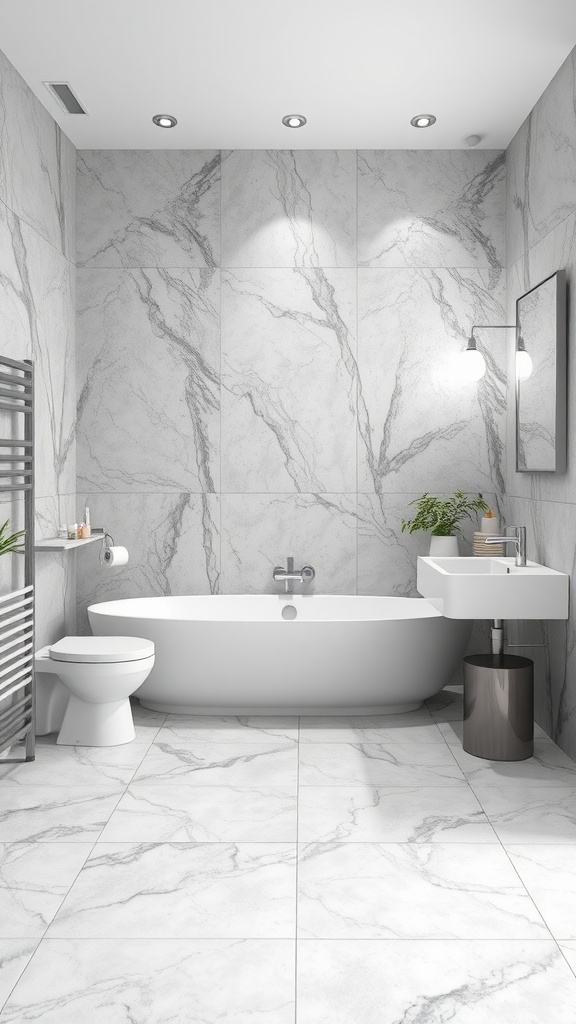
top-left (35, 536), bottom-right (104, 552)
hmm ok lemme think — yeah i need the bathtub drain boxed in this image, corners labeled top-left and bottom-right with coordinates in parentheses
top-left (282, 605), bottom-right (297, 620)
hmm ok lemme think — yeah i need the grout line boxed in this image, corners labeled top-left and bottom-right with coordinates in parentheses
top-left (0, 936), bottom-right (43, 1016)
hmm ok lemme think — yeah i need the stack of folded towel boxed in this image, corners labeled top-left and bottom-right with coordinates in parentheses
top-left (473, 531), bottom-right (504, 557)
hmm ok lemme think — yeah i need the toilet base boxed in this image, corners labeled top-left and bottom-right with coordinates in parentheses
top-left (57, 696), bottom-right (136, 747)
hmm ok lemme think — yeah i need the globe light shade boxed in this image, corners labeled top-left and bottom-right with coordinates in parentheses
top-left (461, 343), bottom-right (486, 381)
top-left (516, 347), bottom-right (533, 382)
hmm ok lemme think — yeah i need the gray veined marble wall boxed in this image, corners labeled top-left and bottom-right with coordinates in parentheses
top-left (505, 44), bottom-right (576, 758)
top-left (75, 146), bottom-right (506, 630)
top-left (0, 49), bottom-right (76, 647)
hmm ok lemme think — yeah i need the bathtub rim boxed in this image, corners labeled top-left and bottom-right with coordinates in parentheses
top-left (88, 593), bottom-right (448, 625)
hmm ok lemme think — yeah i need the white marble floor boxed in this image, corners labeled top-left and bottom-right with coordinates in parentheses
top-left (1, 688), bottom-right (576, 1021)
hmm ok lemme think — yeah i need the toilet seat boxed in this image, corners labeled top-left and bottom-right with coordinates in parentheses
top-left (49, 636), bottom-right (155, 664)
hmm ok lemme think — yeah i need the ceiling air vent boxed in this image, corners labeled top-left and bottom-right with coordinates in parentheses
top-left (44, 82), bottom-right (87, 115)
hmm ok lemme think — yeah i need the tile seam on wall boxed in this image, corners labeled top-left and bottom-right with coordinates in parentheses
top-left (0, 193), bottom-right (74, 267)
top-left (504, 205), bottom-right (576, 273)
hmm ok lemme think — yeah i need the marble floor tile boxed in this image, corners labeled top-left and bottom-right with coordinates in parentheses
top-left (506, 846), bottom-right (576, 940)
top-left (130, 702), bottom-right (167, 729)
top-left (426, 686), bottom-right (463, 721)
top-left (48, 842), bottom-right (296, 938)
top-left (99, 783), bottom-right (297, 843)
top-left (134, 739), bottom-right (297, 785)
top-left (0, 843), bottom-right (91, 937)
top-left (0, 938), bottom-right (295, 1023)
top-left (469, 786), bottom-right (576, 844)
top-left (298, 741), bottom-right (465, 787)
top-left (449, 738), bottom-right (576, 786)
top-left (0, 940), bottom-right (38, 1013)
top-left (299, 712), bottom-right (445, 744)
top-left (0, 787), bottom-right (123, 843)
top-left (159, 715), bottom-right (298, 744)
top-left (296, 940), bottom-right (576, 1024)
top-left (559, 942), bottom-right (576, 978)
top-left (0, 737), bottom-right (153, 788)
top-left (297, 842), bottom-right (549, 939)
top-left (298, 786), bottom-right (497, 843)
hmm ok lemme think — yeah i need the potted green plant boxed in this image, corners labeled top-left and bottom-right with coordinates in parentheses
top-left (401, 491), bottom-right (488, 556)
top-left (0, 520), bottom-right (26, 558)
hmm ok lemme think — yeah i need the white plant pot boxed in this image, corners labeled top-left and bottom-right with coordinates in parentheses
top-left (429, 535), bottom-right (459, 556)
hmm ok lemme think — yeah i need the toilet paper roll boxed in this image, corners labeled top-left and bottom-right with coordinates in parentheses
top-left (103, 545), bottom-right (129, 567)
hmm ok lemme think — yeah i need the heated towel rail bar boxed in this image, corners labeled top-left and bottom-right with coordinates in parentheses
top-left (0, 356), bottom-right (34, 762)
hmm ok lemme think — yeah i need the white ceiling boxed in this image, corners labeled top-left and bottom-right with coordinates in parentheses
top-left (1, 0), bottom-right (576, 150)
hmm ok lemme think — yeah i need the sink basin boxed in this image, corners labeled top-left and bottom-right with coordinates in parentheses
top-left (417, 556), bottom-right (569, 620)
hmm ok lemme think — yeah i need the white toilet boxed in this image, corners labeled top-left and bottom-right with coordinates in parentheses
top-left (35, 636), bottom-right (155, 747)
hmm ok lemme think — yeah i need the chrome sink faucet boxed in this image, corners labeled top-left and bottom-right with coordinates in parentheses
top-left (273, 556), bottom-right (315, 594)
top-left (485, 526), bottom-right (527, 567)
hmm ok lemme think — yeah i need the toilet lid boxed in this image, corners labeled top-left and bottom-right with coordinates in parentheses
top-left (49, 636), bottom-right (155, 664)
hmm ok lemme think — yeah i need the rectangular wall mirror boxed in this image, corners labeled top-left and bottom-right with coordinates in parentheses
top-left (516, 269), bottom-right (567, 473)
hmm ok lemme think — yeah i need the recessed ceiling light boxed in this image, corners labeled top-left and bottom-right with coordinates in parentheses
top-left (152, 114), bottom-right (178, 128)
top-left (410, 114), bottom-right (436, 128)
top-left (282, 114), bottom-right (307, 128)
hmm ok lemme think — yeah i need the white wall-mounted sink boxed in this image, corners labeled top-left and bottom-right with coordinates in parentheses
top-left (417, 556), bottom-right (569, 620)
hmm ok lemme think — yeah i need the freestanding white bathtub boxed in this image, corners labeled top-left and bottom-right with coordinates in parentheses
top-left (88, 595), bottom-right (471, 715)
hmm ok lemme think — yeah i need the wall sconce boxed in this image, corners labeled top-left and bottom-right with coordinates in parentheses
top-left (461, 323), bottom-right (532, 382)
top-left (516, 334), bottom-right (533, 381)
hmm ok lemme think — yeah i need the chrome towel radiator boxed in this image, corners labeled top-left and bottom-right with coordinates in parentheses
top-left (0, 356), bottom-right (34, 762)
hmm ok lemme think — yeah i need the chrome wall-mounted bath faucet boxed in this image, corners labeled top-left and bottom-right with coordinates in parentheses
top-left (273, 556), bottom-right (315, 594)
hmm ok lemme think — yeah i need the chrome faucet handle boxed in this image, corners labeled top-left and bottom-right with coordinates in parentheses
top-left (301, 566), bottom-right (315, 583)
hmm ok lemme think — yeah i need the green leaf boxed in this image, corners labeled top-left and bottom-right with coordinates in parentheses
top-left (0, 520), bottom-right (26, 556)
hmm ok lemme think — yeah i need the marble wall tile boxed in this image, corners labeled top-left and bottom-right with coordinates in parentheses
top-left (221, 150), bottom-right (356, 267)
top-left (221, 268), bottom-right (356, 492)
top-left (357, 268), bottom-right (507, 493)
top-left (35, 495), bottom-right (77, 644)
top-left (505, 212), bottom-right (576, 503)
top-left (503, 494), bottom-right (576, 757)
top-left (77, 150), bottom-right (220, 268)
top-left (0, 205), bottom-right (76, 498)
top-left (77, 267), bottom-right (219, 494)
top-left (507, 49), bottom-right (576, 269)
top-left (358, 150), bottom-right (505, 269)
top-left (0, 50), bottom-right (75, 261)
top-left (21, 223), bottom-right (76, 500)
top-left (0, 203), bottom-right (34, 362)
top-left (220, 493), bottom-right (357, 594)
top-left (357, 493), bottom-right (424, 596)
top-left (76, 492), bottom-right (220, 633)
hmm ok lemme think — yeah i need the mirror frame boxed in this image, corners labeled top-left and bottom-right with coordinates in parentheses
top-left (515, 268), bottom-right (567, 474)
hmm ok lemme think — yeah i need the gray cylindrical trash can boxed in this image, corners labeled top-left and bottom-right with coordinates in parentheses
top-left (463, 654), bottom-right (534, 761)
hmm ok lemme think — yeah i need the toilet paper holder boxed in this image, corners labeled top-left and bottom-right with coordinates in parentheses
top-left (92, 528), bottom-right (115, 563)
top-left (93, 530), bottom-right (129, 567)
